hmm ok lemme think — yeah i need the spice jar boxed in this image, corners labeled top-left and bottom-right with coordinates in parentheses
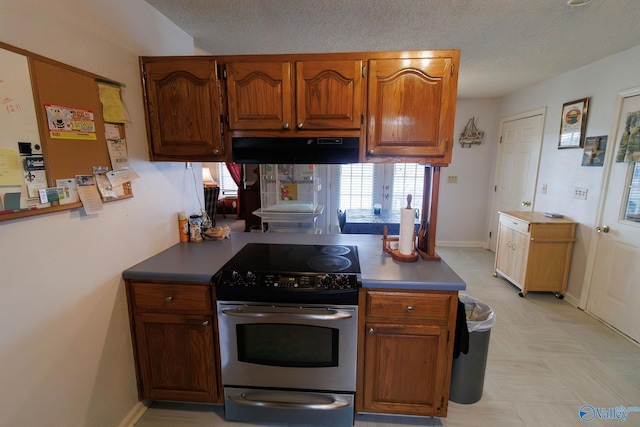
top-left (189, 214), bottom-right (203, 242)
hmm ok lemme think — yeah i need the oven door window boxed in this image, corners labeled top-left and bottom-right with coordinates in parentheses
top-left (236, 323), bottom-right (338, 367)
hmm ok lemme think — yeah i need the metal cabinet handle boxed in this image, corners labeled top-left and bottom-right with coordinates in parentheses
top-left (368, 149), bottom-right (374, 155)
top-left (522, 201), bottom-right (531, 206)
top-left (368, 327), bottom-right (374, 335)
top-left (164, 296), bottom-right (174, 303)
top-left (596, 225), bottom-right (610, 233)
top-left (213, 149), bottom-right (219, 155)
top-left (296, 122), bottom-right (303, 129)
top-left (406, 306), bottom-right (413, 313)
top-left (202, 320), bottom-right (209, 326)
top-left (283, 123), bottom-right (290, 129)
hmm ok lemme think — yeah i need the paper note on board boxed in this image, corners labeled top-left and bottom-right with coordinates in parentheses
top-left (0, 148), bottom-right (23, 186)
top-left (76, 175), bottom-right (104, 214)
top-left (98, 83), bottom-right (126, 123)
top-left (56, 178), bottom-right (79, 205)
top-left (106, 169), bottom-right (139, 188)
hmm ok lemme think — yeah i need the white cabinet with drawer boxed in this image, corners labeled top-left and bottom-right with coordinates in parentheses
top-left (494, 211), bottom-right (577, 297)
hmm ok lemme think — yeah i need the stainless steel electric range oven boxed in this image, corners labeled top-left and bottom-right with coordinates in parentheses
top-left (214, 243), bottom-right (361, 426)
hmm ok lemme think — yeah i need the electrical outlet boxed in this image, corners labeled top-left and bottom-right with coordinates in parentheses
top-left (186, 162), bottom-right (192, 169)
top-left (447, 176), bottom-right (458, 184)
top-left (573, 186), bottom-right (588, 200)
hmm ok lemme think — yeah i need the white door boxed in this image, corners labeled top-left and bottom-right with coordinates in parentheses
top-left (489, 109), bottom-right (546, 251)
top-left (583, 88), bottom-right (640, 343)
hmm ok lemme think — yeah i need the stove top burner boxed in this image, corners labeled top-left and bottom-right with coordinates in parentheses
top-left (307, 255), bottom-right (352, 272)
top-left (214, 243), bottom-right (361, 304)
top-left (219, 243), bottom-right (360, 274)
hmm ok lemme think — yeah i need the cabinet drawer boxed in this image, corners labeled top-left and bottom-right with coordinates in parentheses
top-left (365, 290), bottom-right (453, 323)
top-left (130, 282), bottom-right (212, 313)
top-left (500, 215), bottom-right (530, 233)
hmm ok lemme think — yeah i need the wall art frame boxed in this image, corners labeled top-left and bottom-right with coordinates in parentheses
top-left (558, 97), bottom-right (589, 149)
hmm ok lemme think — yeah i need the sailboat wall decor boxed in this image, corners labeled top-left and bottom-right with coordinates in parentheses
top-left (459, 116), bottom-right (485, 148)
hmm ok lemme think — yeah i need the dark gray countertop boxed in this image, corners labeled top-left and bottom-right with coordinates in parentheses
top-left (122, 232), bottom-right (466, 291)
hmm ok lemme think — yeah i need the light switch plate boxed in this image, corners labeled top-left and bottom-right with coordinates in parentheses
top-left (573, 187), bottom-right (588, 200)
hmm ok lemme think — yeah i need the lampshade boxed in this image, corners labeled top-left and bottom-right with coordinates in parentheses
top-left (202, 167), bottom-right (218, 186)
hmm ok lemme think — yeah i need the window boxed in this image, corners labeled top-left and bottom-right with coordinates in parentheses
top-left (218, 164), bottom-right (238, 197)
top-left (390, 164), bottom-right (424, 210)
top-left (334, 163), bottom-right (425, 212)
top-left (624, 162), bottom-right (640, 223)
top-left (337, 164), bottom-right (375, 209)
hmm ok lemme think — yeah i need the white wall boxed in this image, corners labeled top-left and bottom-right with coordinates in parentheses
top-left (497, 44), bottom-right (640, 303)
top-left (436, 99), bottom-right (502, 246)
top-left (0, 1), bottom-right (200, 426)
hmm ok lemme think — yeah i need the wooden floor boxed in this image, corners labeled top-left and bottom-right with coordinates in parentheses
top-left (135, 246), bottom-right (640, 427)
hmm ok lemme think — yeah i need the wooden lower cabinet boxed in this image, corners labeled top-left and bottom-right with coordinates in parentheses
top-left (357, 289), bottom-right (457, 417)
top-left (125, 280), bottom-right (222, 403)
top-left (494, 211), bottom-right (577, 297)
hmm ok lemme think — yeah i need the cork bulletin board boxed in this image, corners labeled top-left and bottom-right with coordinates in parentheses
top-left (0, 41), bottom-right (131, 222)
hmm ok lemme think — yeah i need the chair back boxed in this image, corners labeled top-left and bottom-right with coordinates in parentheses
top-left (337, 209), bottom-right (346, 232)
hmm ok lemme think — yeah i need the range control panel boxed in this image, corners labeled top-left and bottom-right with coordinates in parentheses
top-left (216, 270), bottom-right (359, 291)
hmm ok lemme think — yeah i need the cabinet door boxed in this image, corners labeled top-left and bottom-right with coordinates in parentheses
top-left (142, 58), bottom-right (223, 160)
top-left (511, 228), bottom-right (530, 286)
top-left (367, 56), bottom-right (457, 162)
top-left (495, 223), bottom-right (514, 277)
top-left (362, 322), bottom-right (449, 417)
top-left (296, 60), bottom-right (364, 130)
top-left (226, 61), bottom-right (293, 130)
top-left (134, 313), bottom-right (219, 403)
top-left (495, 223), bottom-right (529, 289)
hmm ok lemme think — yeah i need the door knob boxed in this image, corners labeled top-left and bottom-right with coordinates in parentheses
top-left (596, 225), bottom-right (610, 233)
top-left (521, 201), bottom-right (532, 206)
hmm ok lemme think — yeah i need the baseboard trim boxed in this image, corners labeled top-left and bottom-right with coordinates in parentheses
top-left (562, 293), bottom-right (580, 308)
top-left (436, 241), bottom-right (487, 248)
top-left (116, 401), bottom-right (150, 427)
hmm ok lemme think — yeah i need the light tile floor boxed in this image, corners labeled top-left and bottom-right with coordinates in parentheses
top-left (135, 246), bottom-right (640, 427)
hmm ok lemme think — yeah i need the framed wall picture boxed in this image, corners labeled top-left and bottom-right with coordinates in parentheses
top-left (581, 135), bottom-right (607, 166)
top-left (559, 97), bottom-right (589, 148)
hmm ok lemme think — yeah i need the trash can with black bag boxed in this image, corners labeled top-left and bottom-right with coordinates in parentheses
top-left (449, 294), bottom-right (495, 404)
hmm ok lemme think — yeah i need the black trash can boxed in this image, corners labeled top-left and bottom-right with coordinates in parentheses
top-left (449, 294), bottom-right (495, 404)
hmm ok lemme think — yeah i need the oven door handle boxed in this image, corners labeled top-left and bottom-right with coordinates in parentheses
top-left (227, 391), bottom-right (351, 410)
top-left (221, 307), bottom-right (353, 321)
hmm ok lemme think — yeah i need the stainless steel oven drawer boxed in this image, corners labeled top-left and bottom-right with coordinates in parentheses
top-left (224, 387), bottom-right (354, 426)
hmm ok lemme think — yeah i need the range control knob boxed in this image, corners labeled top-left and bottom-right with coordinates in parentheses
top-left (318, 274), bottom-right (334, 289)
top-left (246, 271), bottom-right (256, 285)
top-left (336, 274), bottom-right (348, 289)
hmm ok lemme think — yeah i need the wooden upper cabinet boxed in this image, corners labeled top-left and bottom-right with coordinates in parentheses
top-left (225, 59), bottom-right (364, 131)
top-left (296, 60), bottom-right (364, 130)
top-left (141, 58), bottom-right (224, 161)
top-left (366, 52), bottom-right (459, 165)
top-left (225, 61), bottom-right (293, 131)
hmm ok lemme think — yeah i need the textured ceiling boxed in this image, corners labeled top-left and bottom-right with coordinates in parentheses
top-left (144, 0), bottom-right (640, 98)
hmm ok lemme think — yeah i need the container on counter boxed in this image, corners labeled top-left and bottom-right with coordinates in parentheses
top-left (178, 211), bottom-right (189, 242)
top-left (189, 214), bottom-right (203, 242)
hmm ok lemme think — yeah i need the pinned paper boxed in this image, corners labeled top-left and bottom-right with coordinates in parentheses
top-left (98, 83), bottom-right (126, 123)
top-left (106, 169), bottom-right (139, 188)
top-left (56, 178), bottom-right (79, 205)
top-left (38, 187), bottom-right (65, 203)
top-left (76, 175), bottom-right (104, 214)
top-left (0, 148), bottom-right (23, 186)
top-left (3, 192), bottom-right (21, 210)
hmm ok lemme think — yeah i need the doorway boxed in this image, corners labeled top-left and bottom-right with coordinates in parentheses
top-left (489, 108), bottom-right (546, 251)
top-left (582, 87), bottom-right (640, 343)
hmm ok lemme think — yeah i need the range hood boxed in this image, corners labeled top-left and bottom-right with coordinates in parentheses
top-left (232, 137), bottom-right (359, 164)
